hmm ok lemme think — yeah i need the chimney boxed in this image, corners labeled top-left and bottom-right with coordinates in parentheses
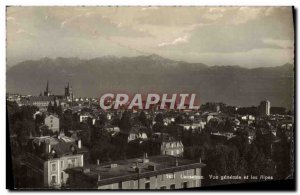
top-left (78, 139), bottom-right (82, 149)
top-left (97, 159), bottom-right (100, 165)
top-left (143, 153), bottom-right (149, 163)
top-left (98, 174), bottom-right (101, 181)
top-left (199, 158), bottom-right (202, 163)
top-left (135, 167), bottom-right (142, 174)
top-left (48, 144), bottom-right (51, 153)
top-left (175, 158), bottom-right (178, 166)
top-left (148, 164), bottom-right (156, 171)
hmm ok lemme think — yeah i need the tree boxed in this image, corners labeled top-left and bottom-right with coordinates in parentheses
top-left (274, 128), bottom-right (292, 179)
top-left (126, 140), bottom-right (144, 158)
top-left (119, 111), bottom-right (132, 132)
top-left (154, 113), bottom-right (164, 124)
top-left (174, 115), bottom-right (184, 124)
top-left (56, 105), bottom-right (62, 117)
top-left (47, 102), bottom-right (53, 113)
top-left (40, 125), bottom-right (53, 136)
top-left (139, 111), bottom-right (148, 127)
top-left (98, 114), bottom-right (107, 127)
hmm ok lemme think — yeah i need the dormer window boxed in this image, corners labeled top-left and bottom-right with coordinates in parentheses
top-left (70, 145), bottom-right (77, 154)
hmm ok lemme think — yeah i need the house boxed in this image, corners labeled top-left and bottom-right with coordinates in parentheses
top-left (24, 96), bottom-right (59, 111)
top-left (127, 131), bottom-right (148, 142)
top-left (152, 133), bottom-right (184, 157)
top-left (22, 134), bottom-right (87, 188)
top-left (44, 114), bottom-right (60, 133)
top-left (179, 123), bottom-right (203, 132)
top-left (79, 112), bottom-right (93, 124)
top-left (103, 125), bottom-right (121, 135)
top-left (163, 117), bottom-right (175, 126)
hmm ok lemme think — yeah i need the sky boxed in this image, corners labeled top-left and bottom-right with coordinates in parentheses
top-left (6, 6), bottom-right (294, 68)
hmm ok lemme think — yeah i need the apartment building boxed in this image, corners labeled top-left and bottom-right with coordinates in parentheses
top-left (66, 155), bottom-right (205, 189)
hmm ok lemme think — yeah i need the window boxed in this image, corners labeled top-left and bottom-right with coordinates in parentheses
top-left (130, 180), bottom-right (136, 188)
top-left (184, 170), bottom-right (188, 176)
top-left (68, 159), bottom-right (76, 168)
top-left (51, 163), bottom-right (57, 172)
top-left (61, 172), bottom-right (64, 181)
top-left (161, 174), bottom-right (164, 181)
top-left (160, 186), bottom-right (166, 189)
top-left (182, 182), bottom-right (188, 188)
top-left (170, 184), bottom-right (175, 189)
top-left (145, 182), bottom-right (150, 189)
top-left (118, 182), bottom-right (122, 189)
top-left (171, 173), bottom-right (175, 180)
top-left (61, 161), bottom-right (64, 169)
top-left (51, 175), bottom-right (57, 185)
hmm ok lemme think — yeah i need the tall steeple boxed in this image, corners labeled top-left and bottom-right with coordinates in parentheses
top-left (44, 80), bottom-right (51, 96)
top-left (46, 81), bottom-right (49, 93)
top-left (65, 82), bottom-right (73, 101)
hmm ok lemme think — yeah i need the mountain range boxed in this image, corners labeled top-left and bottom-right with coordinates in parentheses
top-left (6, 54), bottom-right (294, 109)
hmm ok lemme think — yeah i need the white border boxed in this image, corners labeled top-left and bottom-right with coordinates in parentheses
top-left (1, 1), bottom-right (298, 195)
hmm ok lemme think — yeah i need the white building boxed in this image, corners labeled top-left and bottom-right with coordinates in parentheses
top-left (44, 114), bottom-right (60, 133)
top-left (23, 135), bottom-right (86, 187)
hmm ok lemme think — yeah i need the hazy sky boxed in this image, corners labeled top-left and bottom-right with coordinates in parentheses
top-left (7, 6), bottom-right (294, 68)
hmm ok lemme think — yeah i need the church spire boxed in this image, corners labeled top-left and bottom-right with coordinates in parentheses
top-left (44, 80), bottom-right (50, 96)
top-left (46, 80), bottom-right (49, 93)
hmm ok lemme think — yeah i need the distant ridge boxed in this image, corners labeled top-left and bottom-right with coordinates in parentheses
top-left (6, 55), bottom-right (294, 109)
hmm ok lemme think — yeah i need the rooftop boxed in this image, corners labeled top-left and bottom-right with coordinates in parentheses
top-left (31, 135), bottom-right (88, 159)
top-left (66, 155), bottom-right (205, 186)
top-left (29, 96), bottom-right (55, 102)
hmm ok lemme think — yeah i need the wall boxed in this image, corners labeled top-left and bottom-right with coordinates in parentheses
top-left (44, 154), bottom-right (84, 187)
top-left (97, 168), bottom-right (202, 189)
top-left (45, 115), bottom-right (60, 133)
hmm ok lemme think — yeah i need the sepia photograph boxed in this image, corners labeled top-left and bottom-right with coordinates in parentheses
top-left (6, 6), bottom-right (295, 190)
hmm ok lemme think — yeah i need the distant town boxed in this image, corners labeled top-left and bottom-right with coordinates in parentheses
top-left (7, 81), bottom-right (294, 189)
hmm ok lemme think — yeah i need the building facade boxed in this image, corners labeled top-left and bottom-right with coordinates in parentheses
top-left (27, 96), bottom-right (59, 111)
top-left (152, 133), bottom-right (184, 157)
top-left (66, 155), bottom-right (205, 189)
top-left (22, 135), bottom-right (87, 188)
top-left (160, 140), bottom-right (184, 157)
top-left (44, 114), bottom-right (60, 133)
